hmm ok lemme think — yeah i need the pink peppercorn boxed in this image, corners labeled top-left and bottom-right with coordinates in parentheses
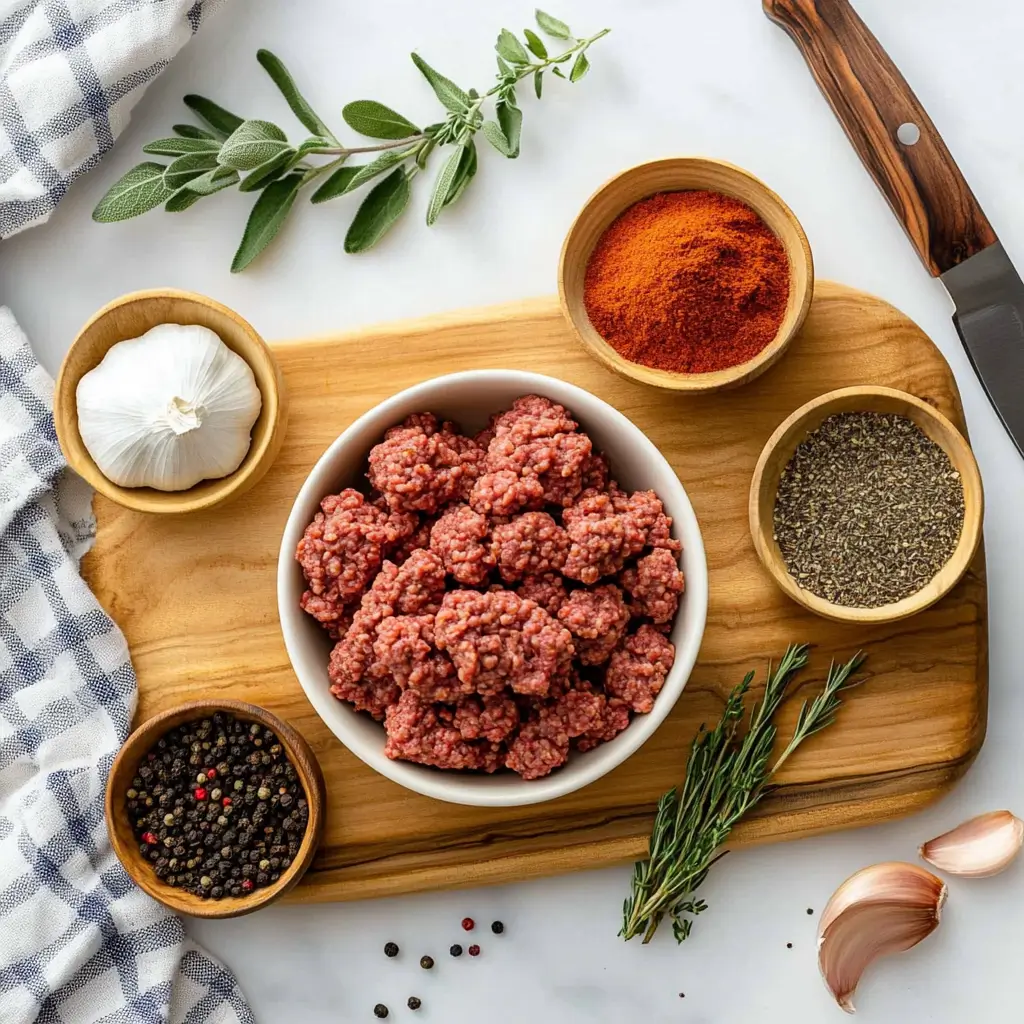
top-left (206, 768), bottom-right (217, 779)
top-left (461, 917), bottom-right (475, 931)
top-left (141, 831), bottom-right (158, 845)
top-left (468, 945), bottom-right (480, 957)
top-left (241, 878), bottom-right (254, 892)
top-left (222, 796), bottom-right (232, 807)
top-left (194, 787), bottom-right (207, 801)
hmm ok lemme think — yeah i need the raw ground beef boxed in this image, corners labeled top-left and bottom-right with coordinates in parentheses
top-left (297, 395), bottom-right (686, 779)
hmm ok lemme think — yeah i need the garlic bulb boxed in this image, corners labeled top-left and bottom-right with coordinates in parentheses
top-left (77, 324), bottom-right (262, 491)
top-left (817, 862), bottom-right (946, 1014)
top-left (920, 810), bottom-right (1024, 878)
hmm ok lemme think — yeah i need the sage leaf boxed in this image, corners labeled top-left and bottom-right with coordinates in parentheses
top-left (496, 29), bottom-right (530, 65)
top-left (173, 124), bottom-right (217, 140)
top-left (310, 164), bottom-right (360, 204)
top-left (256, 49), bottom-right (333, 139)
top-left (238, 147), bottom-right (298, 192)
top-left (164, 166), bottom-right (238, 211)
top-left (340, 147), bottom-right (416, 193)
top-left (426, 145), bottom-right (464, 226)
top-left (342, 100), bottom-right (420, 140)
top-left (570, 51), bottom-right (590, 82)
top-left (534, 68), bottom-right (544, 99)
top-left (524, 29), bottom-right (548, 59)
top-left (443, 139), bottom-right (477, 209)
top-left (231, 172), bottom-right (303, 273)
top-left (183, 94), bottom-right (244, 138)
top-left (344, 168), bottom-right (412, 253)
top-left (177, 166), bottom-right (239, 197)
top-left (481, 120), bottom-right (510, 157)
top-left (410, 53), bottom-right (469, 113)
top-left (164, 151), bottom-right (220, 189)
top-left (219, 120), bottom-right (291, 171)
top-left (164, 189), bottom-right (204, 213)
top-left (535, 9), bottom-right (571, 39)
top-left (143, 136), bottom-right (221, 157)
top-left (497, 101), bottom-right (522, 158)
top-left (92, 162), bottom-right (172, 222)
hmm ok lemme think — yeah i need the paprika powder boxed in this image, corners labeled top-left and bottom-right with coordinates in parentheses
top-left (583, 190), bottom-right (790, 374)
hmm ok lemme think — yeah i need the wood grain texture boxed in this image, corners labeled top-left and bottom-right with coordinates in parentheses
top-left (55, 289), bottom-right (288, 515)
top-left (82, 282), bottom-right (988, 904)
top-left (105, 700), bottom-right (325, 918)
top-left (559, 158), bottom-right (813, 391)
top-left (749, 385), bottom-right (984, 624)
top-left (764, 0), bottom-right (997, 276)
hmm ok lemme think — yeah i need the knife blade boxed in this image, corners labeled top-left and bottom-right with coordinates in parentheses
top-left (764, 0), bottom-right (1024, 455)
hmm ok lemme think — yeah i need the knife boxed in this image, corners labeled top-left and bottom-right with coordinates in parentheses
top-left (764, 0), bottom-right (1024, 456)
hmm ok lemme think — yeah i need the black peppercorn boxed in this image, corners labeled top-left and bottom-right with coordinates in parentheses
top-left (491, 920), bottom-right (504, 934)
top-left (449, 944), bottom-right (463, 957)
top-left (407, 997), bottom-right (421, 1011)
top-left (373, 1005), bottom-right (388, 1019)
top-left (384, 942), bottom-right (399, 958)
top-left (419, 956), bottom-right (434, 970)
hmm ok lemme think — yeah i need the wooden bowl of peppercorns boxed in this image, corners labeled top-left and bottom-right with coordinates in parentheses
top-left (106, 700), bottom-right (325, 918)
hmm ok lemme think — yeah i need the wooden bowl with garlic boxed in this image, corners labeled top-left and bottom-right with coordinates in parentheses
top-left (55, 289), bottom-right (287, 514)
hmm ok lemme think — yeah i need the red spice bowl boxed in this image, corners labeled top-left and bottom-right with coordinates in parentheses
top-left (558, 158), bottom-right (814, 392)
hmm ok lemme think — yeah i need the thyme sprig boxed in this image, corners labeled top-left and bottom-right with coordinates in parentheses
top-left (621, 645), bottom-right (866, 944)
top-left (92, 10), bottom-right (609, 271)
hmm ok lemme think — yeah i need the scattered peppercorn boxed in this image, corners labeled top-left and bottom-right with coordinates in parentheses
top-left (124, 711), bottom-right (308, 900)
top-left (449, 944), bottom-right (463, 957)
top-left (787, 942), bottom-right (793, 949)
top-left (384, 942), bottom-right (399, 958)
top-left (407, 997), bottom-right (422, 1011)
top-left (807, 908), bottom-right (814, 915)
top-left (419, 956), bottom-right (434, 970)
top-left (461, 917), bottom-right (475, 931)
top-left (373, 1004), bottom-right (389, 1019)
top-left (490, 920), bottom-right (504, 934)
top-left (468, 945), bottom-right (480, 957)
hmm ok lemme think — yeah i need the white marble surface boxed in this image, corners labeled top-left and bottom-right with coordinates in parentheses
top-left (4, 0), bottom-right (1024, 1019)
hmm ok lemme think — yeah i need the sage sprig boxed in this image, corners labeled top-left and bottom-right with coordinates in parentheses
top-left (93, 11), bottom-right (609, 271)
top-left (621, 646), bottom-right (867, 945)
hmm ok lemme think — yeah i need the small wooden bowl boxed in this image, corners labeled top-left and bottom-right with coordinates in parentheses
top-left (749, 386), bottom-right (984, 624)
top-left (55, 289), bottom-right (287, 514)
top-left (558, 157), bottom-right (814, 392)
top-left (105, 700), bottom-right (325, 919)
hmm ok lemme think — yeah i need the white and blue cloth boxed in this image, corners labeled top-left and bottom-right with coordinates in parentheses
top-left (1, 0), bottom-right (221, 237)
top-left (0, 311), bottom-right (254, 1023)
top-left (0, 1), bottom-right (255, 1020)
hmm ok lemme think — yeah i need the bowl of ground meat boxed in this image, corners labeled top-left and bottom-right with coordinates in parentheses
top-left (277, 371), bottom-right (707, 806)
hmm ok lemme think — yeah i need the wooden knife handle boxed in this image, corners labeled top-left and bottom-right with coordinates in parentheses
top-left (763, 0), bottom-right (996, 276)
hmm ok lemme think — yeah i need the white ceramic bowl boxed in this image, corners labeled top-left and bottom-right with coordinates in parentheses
top-left (277, 371), bottom-right (708, 807)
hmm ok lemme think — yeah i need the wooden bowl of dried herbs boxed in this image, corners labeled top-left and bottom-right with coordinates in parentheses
top-left (106, 700), bottom-right (325, 918)
top-left (748, 385), bottom-right (983, 624)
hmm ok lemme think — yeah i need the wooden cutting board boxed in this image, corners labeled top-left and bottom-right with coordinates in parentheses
top-left (83, 280), bottom-right (987, 904)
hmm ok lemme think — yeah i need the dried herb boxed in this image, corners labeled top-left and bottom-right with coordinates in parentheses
top-left (621, 645), bottom-right (866, 944)
top-left (773, 412), bottom-right (965, 607)
top-left (93, 11), bottom-right (609, 270)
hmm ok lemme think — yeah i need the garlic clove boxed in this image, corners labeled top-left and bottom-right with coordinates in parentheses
top-left (817, 862), bottom-right (946, 1014)
top-left (920, 810), bottom-right (1024, 878)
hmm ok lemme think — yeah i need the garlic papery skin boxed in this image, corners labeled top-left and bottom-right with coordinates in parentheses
top-left (817, 862), bottom-right (946, 1014)
top-left (920, 810), bottom-right (1024, 878)
top-left (77, 323), bottom-right (262, 492)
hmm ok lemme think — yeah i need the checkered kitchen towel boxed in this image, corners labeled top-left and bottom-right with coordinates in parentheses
top-left (1, 0), bottom-right (223, 237)
top-left (0, 330), bottom-right (253, 1014)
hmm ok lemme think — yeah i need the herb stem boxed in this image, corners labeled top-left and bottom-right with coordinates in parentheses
top-left (311, 136), bottom-right (426, 157)
top-left (620, 648), bottom-right (866, 944)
